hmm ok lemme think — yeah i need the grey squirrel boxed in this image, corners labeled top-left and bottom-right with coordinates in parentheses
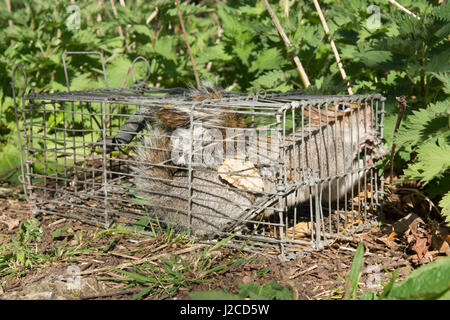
top-left (107, 85), bottom-right (387, 237)
top-left (101, 85), bottom-right (246, 154)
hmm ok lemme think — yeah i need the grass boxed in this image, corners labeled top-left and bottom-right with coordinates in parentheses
top-left (0, 213), bottom-right (252, 299)
top-left (96, 233), bottom-right (252, 300)
top-left (0, 218), bottom-right (96, 278)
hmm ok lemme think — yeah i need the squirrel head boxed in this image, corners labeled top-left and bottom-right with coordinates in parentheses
top-left (187, 81), bottom-right (223, 101)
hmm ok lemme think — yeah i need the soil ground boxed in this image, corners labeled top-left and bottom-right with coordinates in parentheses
top-left (0, 182), bottom-right (448, 300)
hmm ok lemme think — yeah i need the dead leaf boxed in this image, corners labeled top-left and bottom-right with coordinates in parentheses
top-left (0, 215), bottom-right (20, 231)
top-left (387, 232), bottom-right (397, 241)
top-left (412, 237), bottom-right (429, 262)
top-left (218, 157), bottom-right (264, 192)
top-left (393, 213), bottom-right (423, 234)
top-left (438, 240), bottom-right (450, 256)
top-left (287, 222), bottom-right (314, 238)
top-left (376, 236), bottom-right (397, 248)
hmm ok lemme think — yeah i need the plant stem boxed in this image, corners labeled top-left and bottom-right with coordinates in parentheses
top-left (262, 0), bottom-right (311, 88)
top-left (175, 0), bottom-right (201, 90)
top-left (313, 0), bottom-right (353, 95)
top-left (390, 96), bottom-right (407, 183)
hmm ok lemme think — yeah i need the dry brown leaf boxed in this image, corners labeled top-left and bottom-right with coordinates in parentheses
top-left (393, 213), bottom-right (423, 234)
top-left (445, 235), bottom-right (450, 245)
top-left (412, 237), bottom-right (429, 262)
top-left (387, 231), bottom-right (397, 241)
top-left (376, 236), bottom-right (397, 248)
top-left (352, 188), bottom-right (375, 202)
top-left (218, 157), bottom-right (264, 192)
top-left (287, 221), bottom-right (314, 238)
top-left (438, 240), bottom-right (450, 256)
top-left (0, 215), bottom-right (20, 231)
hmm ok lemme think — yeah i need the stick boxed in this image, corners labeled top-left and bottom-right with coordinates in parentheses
top-left (313, 0), bottom-right (353, 95)
top-left (261, 0), bottom-right (311, 88)
top-left (110, 0), bottom-right (125, 37)
top-left (146, 8), bottom-right (159, 25)
top-left (5, 0), bottom-right (14, 44)
top-left (0, 166), bottom-right (20, 180)
top-left (175, 0), bottom-right (201, 90)
top-left (389, 96), bottom-right (407, 184)
top-left (97, 0), bottom-right (104, 36)
top-left (5, 0), bottom-right (13, 28)
top-left (80, 288), bottom-right (142, 300)
top-left (387, 0), bottom-right (420, 19)
top-left (283, 0), bottom-right (289, 18)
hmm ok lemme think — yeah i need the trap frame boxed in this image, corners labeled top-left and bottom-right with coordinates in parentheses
top-left (12, 53), bottom-right (386, 259)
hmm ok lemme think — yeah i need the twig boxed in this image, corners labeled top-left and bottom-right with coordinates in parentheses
top-left (387, 0), bottom-right (420, 19)
top-left (290, 264), bottom-right (317, 279)
top-left (147, 265), bottom-right (172, 298)
top-left (5, 0), bottom-right (14, 44)
top-left (48, 218), bottom-right (67, 227)
top-left (146, 8), bottom-right (159, 25)
top-left (328, 219), bottom-right (364, 248)
top-left (109, 251), bottom-right (141, 260)
top-left (175, 0), bottom-right (201, 90)
top-left (283, 0), bottom-right (289, 18)
top-left (110, 0), bottom-right (125, 37)
top-left (80, 287), bottom-right (142, 300)
top-left (0, 166), bottom-right (20, 180)
top-left (389, 96), bottom-right (407, 183)
top-left (97, 0), bottom-right (104, 36)
top-left (396, 187), bottom-right (442, 215)
top-left (5, 0), bottom-right (13, 28)
top-left (313, 0), bottom-right (353, 95)
top-left (312, 290), bottom-right (331, 299)
top-left (261, 0), bottom-right (311, 88)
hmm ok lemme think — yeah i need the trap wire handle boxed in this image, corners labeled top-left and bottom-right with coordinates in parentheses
top-left (11, 63), bottom-right (28, 196)
top-left (62, 51), bottom-right (109, 91)
top-left (130, 56), bottom-right (151, 85)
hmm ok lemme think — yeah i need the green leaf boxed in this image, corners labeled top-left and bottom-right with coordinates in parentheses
top-left (432, 72), bottom-right (450, 95)
top-left (380, 269), bottom-right (400, 299)
top-left (439, 191), bottom-right (450, 224)
top-left (189, 290), bottom-right (242, 300)
top-left (354, 50), bottom-right (393, 67)
top-left (359, 291), bottom-right (378, 300)
top-left (344, 242), bottom-right (364, 300)
top-left (401, 134), bottom-right (450, 185)
top-left (249, 48), bottom-right (284, 73)
top-left (238, 281), bottom-right (294, 300)
top-left (107, 56), bottom-right (132, 87)
top-left (209, 234), bottom-right (235, 252)
top-left (233, 43), bottom-right (255, 66)
top-left (196, 43), bottom-right (232, 64)
top-left (250, 70), bottom-right (286, 89)
top-left (132, 286), bottom-right (153, 300)
top-left (154, 36), bottom-right (178, 62)
top-left (387, 257), bottom-right (450, 300)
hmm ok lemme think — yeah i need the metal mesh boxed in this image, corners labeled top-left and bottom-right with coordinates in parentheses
top-left (13, 62), bottom-right (386, 259)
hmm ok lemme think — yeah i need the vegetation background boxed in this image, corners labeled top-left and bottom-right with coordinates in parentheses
top-left (0, 0), bottom-right (448, 222)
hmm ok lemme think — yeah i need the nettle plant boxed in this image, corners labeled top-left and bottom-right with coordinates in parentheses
top-left (395, 74), bottom-right (450, 223)
top-left (0, 0), bottom-right (448, 221)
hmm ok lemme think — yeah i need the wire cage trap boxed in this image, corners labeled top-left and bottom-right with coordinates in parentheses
top-left (12, 53), bottom-right (386, 258)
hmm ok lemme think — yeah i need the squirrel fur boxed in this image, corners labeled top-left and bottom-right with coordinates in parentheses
top-left (129, 86), bottom-right (387, 236)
